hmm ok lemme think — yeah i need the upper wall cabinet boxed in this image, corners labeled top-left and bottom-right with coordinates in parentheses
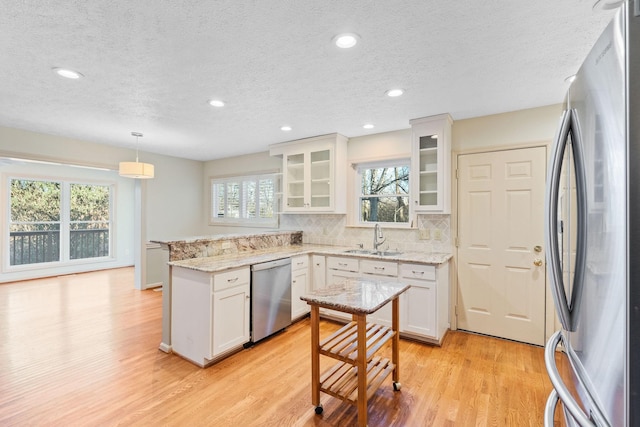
top-left (410, 114), bottom-right (453, 214)
top-left (270, 133), bottom-right (348, 213)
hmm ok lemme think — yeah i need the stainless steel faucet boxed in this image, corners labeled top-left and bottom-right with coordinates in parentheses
top-left (373, 223), bottom-right (386, 252)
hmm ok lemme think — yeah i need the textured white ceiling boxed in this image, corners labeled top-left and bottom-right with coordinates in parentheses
top-left (0, 1), bottom-right (616, 161)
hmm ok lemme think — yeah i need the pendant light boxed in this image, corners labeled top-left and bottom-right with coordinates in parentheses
top-left (119, 132), bottom-right (154, 179)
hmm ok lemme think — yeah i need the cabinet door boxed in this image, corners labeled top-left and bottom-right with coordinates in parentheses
top-left (284, 152), bottom-right (306, 209)
top-left (309, 148), bottom-right (332, 209)
top-left (311, 255), bottom-right (326, 290)
top-left (410, 114), bottom-right (452, 213)
top-left (212, 283), bottom-right (250, 357)
top-left (291, 268), bottom-right (310, 320)
top-left (401, 279), bottom-right (436, 338)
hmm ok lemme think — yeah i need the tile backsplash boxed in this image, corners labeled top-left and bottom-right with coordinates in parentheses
top-left (280, 214), bottom-right (451, 253)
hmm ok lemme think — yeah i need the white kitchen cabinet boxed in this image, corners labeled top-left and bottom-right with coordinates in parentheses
top-left (399, 262), bottom-right (449, 344)
top-left (360, 259), bottom-right (398, 327)
top-left (409, 114), bottom-right (453, 213)
top-left (323, 256), bottom-right (360, 321)
top-left (311, 254), bottom-right (326, 290)
top-left (212, 268), bottom-right (251, 358)
top-left (290, 255), bottom-right (310, 320)
top-left (269, 133), bottom-right (348, 213)
top-left (171, 266), bottom-right (250, 367)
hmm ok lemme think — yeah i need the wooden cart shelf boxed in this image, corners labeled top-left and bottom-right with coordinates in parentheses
top-left (320, 356), bottom-right (396, 404)
top-left (319, 321), bottom-right (396, 364)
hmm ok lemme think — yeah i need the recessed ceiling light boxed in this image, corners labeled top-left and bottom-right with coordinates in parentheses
top-left (281, 126), bottom-right (292, 131)
top-left (363, 124), bottom-right (374, 129)
top-left (52, 67), bottom-right (83, 79)
top-left (209, 99), bottom-right (225, 107)
top-left (385, 89), bottom-right (404, 97)
top-left (333, 33), bottom-right (360, 49)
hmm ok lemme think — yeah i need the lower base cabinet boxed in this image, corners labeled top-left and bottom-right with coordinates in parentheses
top-left (291, 255), bottom-right (310, 320)
top-left (171, 266), bottom-right (250, 367)
top-left (313, 255), bottom-right (450, 345)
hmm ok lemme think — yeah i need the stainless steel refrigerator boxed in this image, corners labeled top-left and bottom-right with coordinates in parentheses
top-left (544, 1), bottom-right (640, 425)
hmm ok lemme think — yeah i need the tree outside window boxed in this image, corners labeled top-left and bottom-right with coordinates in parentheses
top-left (358, 161), bottom-right (410, 224)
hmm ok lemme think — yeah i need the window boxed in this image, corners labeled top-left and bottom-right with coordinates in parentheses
top-left (211, 173), bottom-right (277, 226)
top-left (356, 160), bottom-right (410, 224)
top-left (8, 178), bottom-right (112, 266)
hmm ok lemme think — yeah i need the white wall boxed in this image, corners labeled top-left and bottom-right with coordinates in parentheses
top-left (0, 125), bottom-right (204, 283)
top-left (452, 104), bottom-right (562, 152)
top-left (202, 151), bottom-right (281, 234)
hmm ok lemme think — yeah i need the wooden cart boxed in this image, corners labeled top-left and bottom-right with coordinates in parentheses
top-left (301, 279), bottom-right (410, 427)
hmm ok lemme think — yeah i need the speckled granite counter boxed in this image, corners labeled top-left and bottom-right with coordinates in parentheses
top-left (299, 278), bottom-right (410, 314)
top-left (168, 244), bottom-right (452, 273)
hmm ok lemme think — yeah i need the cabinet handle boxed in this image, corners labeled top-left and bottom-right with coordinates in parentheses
top-left (412, 270), bottom-right (425, 275)
top-left (293, 280), bottom-right (297, 284)
top-left (338, 262), bottom-right (348, 267)
top-left (297, 262), bottom-right (304, 266)
top-left (227, 277), bottom-right (239, 283)
top-left (374, 266), bottom-right (385, 271)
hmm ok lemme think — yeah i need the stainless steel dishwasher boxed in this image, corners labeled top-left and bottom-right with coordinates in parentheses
top-left (250, 258), bottom-right (292, 343)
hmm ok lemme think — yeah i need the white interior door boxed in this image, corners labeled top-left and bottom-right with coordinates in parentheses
top-left (457, 146), bottom-right (546, 345)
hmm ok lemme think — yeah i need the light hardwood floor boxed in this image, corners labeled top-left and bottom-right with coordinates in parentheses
top-left (0, 267), bottom-right (561, 426)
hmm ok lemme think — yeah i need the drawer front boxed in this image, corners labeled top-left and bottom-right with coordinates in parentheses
top-left (399, 263), bottom-right (436, 281)
top-left (291, 255), bottom-right (309, 271)
top-left (326, 256), bottom-right (359, 272)
top-left (213, 267), bottom-right (250, 292)
top-left (360, 260), bottom-right (398, 277)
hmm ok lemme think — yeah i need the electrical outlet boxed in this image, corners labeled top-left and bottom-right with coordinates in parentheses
top-left (434, 229), bottom-right (442, 241)
top-left (419, 228), bottom-right (430, 240)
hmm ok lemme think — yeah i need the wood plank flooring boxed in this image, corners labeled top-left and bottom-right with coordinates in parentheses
top-left (0, 267), bottom-right (561, 426)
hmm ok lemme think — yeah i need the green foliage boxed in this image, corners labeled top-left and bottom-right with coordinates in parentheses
top-left (11, 179), bottom-right (110, 228)
top-left (70, 184), bottom-right (110, 222)
top-left (10, 179), bottom-right (61, 223)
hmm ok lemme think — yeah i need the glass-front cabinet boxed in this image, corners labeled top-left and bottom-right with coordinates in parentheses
top-left (270, 133), bottom-right (347, 213)
top-left (409, 114), bottom-right (452, 213)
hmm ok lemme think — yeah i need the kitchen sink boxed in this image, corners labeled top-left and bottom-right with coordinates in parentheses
top-left (343, 249), bottom-right (374, 254)
top-left (343, 249), bottom-right (403, 257)
top-left (375, 251), bottom-right (403, 257)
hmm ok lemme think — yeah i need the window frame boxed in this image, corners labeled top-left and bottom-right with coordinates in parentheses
top-left (5, 175), bottom-right (115, 271)
top-left (351, 158), bottom-right (412, 228)
top-left (209, 172), bottom-right (278, 228)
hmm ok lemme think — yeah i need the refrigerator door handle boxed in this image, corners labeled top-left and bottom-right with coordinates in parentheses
top-left (544, 331), bottom-right (595, 426)
top-left (545, 109), bottom-right (573, 330)
top-left (545, 109), bottom-right (588, 331)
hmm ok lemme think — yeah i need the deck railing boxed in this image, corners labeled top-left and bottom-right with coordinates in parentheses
top-left (9, 229), bottom-right (109, 265)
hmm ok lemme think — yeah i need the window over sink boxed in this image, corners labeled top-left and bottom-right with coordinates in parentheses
top-left (355, 159), bottom-right (410, 226)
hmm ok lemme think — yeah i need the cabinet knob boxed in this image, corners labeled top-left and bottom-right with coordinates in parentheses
top-left (533, 259), bottom-right (543, 267)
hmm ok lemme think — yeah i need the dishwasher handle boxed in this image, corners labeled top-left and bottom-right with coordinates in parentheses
top-left (251, 257), bottom-right (292, 272)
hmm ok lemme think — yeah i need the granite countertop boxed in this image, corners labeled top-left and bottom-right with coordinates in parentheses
top-left (299, 278), bottom-right (410, 315)
top-left (168, 244), bottom-right (452, 273)
top-left (151, 230), bottom-right (292, 245)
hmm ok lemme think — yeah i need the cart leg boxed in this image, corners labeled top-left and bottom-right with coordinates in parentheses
top-left (356, 313), bottom-right (368, 427)
top-left (311, 305), bottom-right (320, 408)
top-left (392, 297), bottom-right (400, 385)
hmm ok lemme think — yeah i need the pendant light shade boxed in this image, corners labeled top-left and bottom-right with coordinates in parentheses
top-left (119, 132), bottom-right (154, 179)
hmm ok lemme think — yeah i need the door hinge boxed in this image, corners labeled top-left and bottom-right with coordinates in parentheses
top-left (455, 169), bottom-right (459, 179)
top-left (454, 305), bottom-right (458, 316)
top-left (454, 236), bottom-right (459, 247)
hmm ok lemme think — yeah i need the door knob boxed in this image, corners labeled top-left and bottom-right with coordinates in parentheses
top-left (533, 259), bottom-right (543, 267)
top-left (534, 245), bottom-right (542, 253)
